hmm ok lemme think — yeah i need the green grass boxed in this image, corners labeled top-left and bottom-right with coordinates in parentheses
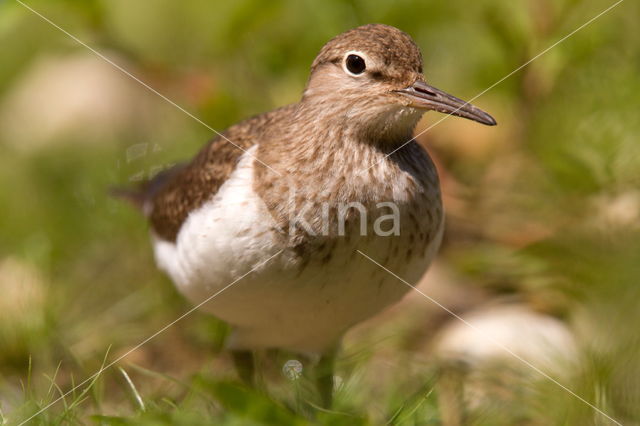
top-left (1, 0), bottom-right (640, 424)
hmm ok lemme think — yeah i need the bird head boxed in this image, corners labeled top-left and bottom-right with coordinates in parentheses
top-left (303, 24), bottom-right (495, 142)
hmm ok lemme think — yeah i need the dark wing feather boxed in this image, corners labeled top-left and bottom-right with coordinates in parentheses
top-left (147, 137), bottom-right (249, 241)
top-left (113, 104), bottom-right (294, 242)
top-left (110, 164), bottom-right (187, 212)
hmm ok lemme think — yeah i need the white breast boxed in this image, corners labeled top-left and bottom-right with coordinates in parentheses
top-left (153, 146), bottom-right (443, 353)
top-left (153, 145), bottom-right (281, 297)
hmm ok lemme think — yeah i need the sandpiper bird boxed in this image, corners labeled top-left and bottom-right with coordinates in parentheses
top-left (117, 24), bottom-right (495, 405)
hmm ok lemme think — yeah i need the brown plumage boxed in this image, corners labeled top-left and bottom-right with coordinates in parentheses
top-left (122, 24), bottom-right (493, 243)
top-left (116, 23), bottom-right (496, 406)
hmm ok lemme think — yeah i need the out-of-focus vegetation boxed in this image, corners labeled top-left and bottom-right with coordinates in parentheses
top-left (0, 0), bottom-right (638, 424)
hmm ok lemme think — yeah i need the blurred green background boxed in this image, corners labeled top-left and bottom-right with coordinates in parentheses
top-left (1, 0), bottom-right (639, 424)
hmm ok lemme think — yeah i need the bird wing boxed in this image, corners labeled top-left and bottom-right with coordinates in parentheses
top-left (146, 136), bottom-right (251, 241)
top-left (113, 104), bottom-right (296, 242)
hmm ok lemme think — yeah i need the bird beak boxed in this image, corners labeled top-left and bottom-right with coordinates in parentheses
top-left (396, 80), bottom-right (496, 126)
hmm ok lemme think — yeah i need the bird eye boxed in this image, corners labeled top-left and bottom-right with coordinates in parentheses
top-left (345, 54), bottom-right (366, 75)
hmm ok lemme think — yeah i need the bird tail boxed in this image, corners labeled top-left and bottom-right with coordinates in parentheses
top-left (109, 163), bottom-right (186, 216)
top-left (109, 186), bottom-right (148, 211)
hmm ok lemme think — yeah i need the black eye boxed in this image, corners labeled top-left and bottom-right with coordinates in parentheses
top-left (345, 54), bottom-right (366, 75)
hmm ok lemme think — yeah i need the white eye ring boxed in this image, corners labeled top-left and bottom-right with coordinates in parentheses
top-left (343, 51), bottom-right (368, 76)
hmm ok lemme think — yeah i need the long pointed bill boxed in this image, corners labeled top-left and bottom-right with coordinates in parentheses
top-left (396, 80), bottom-right (496, 126)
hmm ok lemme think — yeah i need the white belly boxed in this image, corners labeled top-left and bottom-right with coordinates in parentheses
top-left (153, 147), bottom-right (442, 353)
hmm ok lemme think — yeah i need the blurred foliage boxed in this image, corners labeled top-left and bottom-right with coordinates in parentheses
top-left (0, 0), bottom-right (639, 424)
